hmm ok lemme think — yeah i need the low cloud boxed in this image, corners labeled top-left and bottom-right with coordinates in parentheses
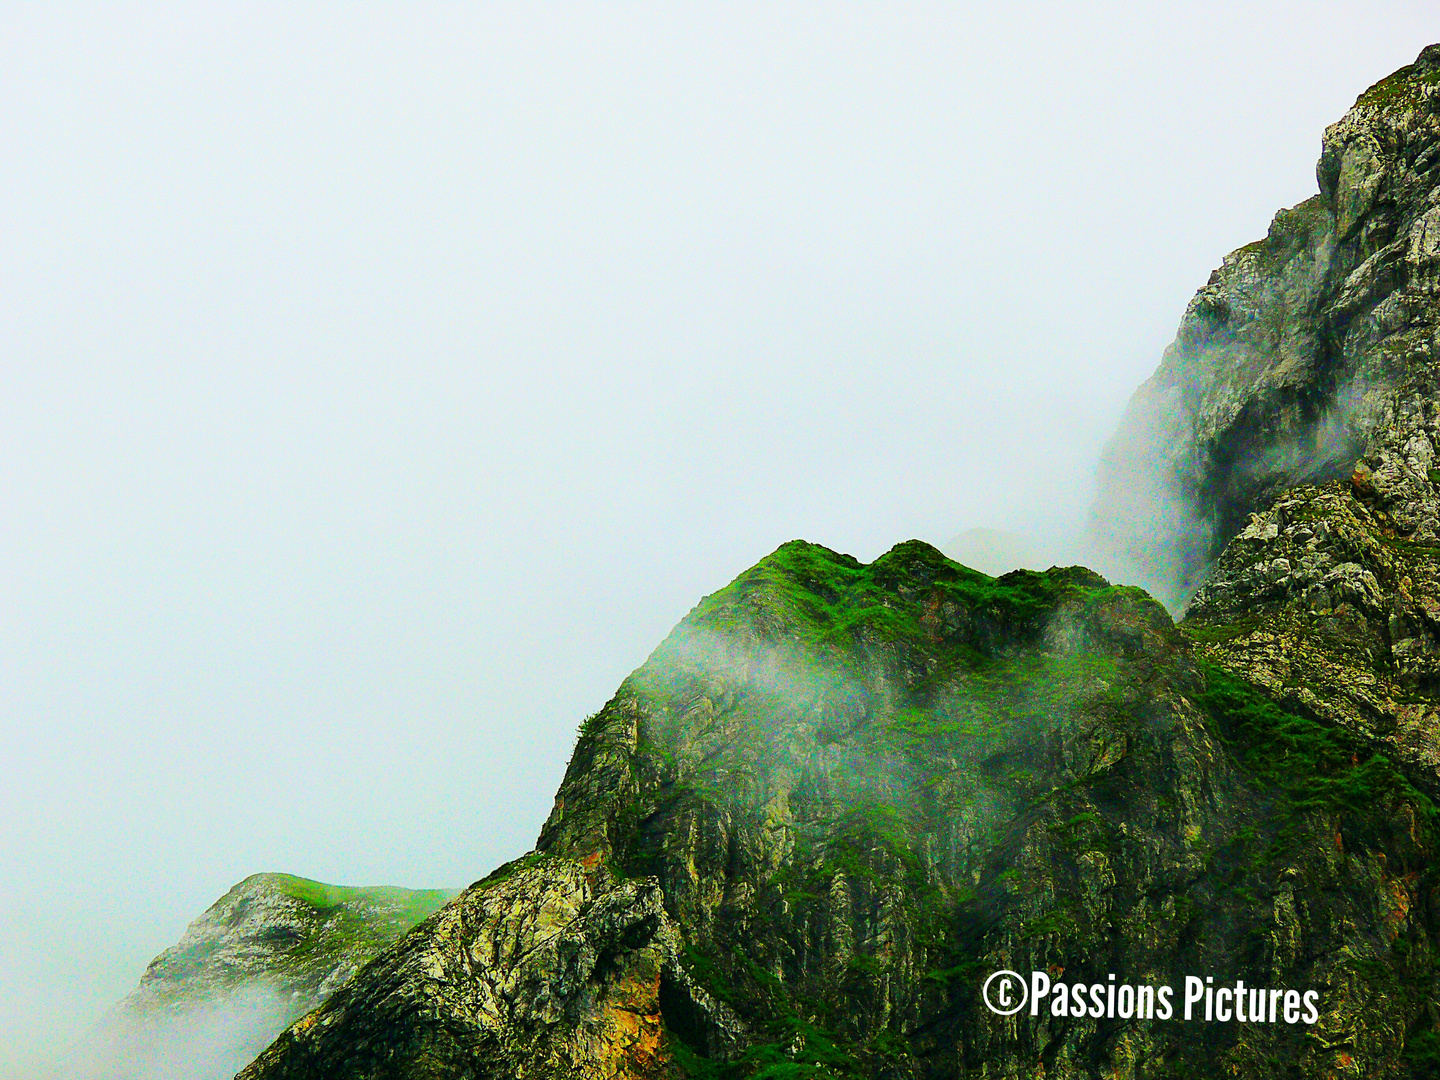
top-left (54, 985), bottom-right (300, 1080)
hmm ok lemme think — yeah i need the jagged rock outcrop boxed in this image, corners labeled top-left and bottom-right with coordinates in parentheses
top-left (1093, 44), bottom-right (1440, 611)
top-left (243, 857), bottom-right (743, 1079)
top-left (1087, 41), bottom-right (1440, 818)
top-left (1184, 478), bottom-right (1440, 801)
top-left (75, 874), bottom-right (452, 1079)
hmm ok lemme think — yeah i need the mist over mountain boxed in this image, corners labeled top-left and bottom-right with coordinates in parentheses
top-left (136, 45), bottom-right (1440, 1078)
top-left (54, 875), bottom-right (453, 1080)
top-left (12, 10), bottom-right (1440, 1080)
top-left (940, 528), bottom-right (1078, 579)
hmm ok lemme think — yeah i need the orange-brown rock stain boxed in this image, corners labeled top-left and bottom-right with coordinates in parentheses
top-left (1380, 872), bottom-right (1417, 942)
top-left (597, 965), bottom-right (677, 1080)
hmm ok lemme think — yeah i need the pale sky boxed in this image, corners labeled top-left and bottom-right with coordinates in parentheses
top-left (2, 3), bottom-right (1436, 1073)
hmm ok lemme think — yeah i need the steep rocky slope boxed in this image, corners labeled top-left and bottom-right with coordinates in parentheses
top-left (77, 874), bottom-right (453, 1079)
top-left (1093, 44), bottom-right (1440, 611)
top-left (1088, 40), bottom-right (1440, 862)
top-left (237, 45), bottom-right (1440, 1080)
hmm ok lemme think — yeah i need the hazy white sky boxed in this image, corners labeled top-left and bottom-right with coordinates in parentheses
top-left (2, 2), bottom-right (1436, 1072)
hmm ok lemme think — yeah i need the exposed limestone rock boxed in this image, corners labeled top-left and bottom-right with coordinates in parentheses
top-left (1093, 44), bottom-right (1440, 611)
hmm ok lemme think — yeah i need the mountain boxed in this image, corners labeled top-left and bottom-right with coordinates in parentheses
top-left (1092, 44), bottom-right (1440, 613)
top-left (224, 44), bottom-right (1440, 1079)
top-left (235, 540), bottom-right (1440, 1079)
top-left (71, 874), bottom-right (454, 1080)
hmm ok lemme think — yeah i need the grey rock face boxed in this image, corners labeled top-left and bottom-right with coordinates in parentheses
top-left (1092, 45), bottom-right (1440, 611)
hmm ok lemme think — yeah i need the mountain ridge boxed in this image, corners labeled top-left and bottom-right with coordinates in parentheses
top-left (235, 537), bottom-right (1440, 1078)
top-left (133, 41), bottom-right (1440, 1080)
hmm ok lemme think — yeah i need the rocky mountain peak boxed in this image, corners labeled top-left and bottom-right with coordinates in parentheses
top-left (1092, 43), bottom-right (1440, 613)
top-left (217, 43), bottom-right (1440, 1080)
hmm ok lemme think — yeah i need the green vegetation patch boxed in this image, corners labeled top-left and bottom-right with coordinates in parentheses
top-left (1357, 64), bottom-right (1440, 110)
top-left (471, 852), bottom-right (558, 892)
top-left (1380, 534), bottom-right (1440, 560)
top-left (1196, 663), bottom-right (1438, 827)
top-left (689, 539), bottom-right (1119, 658)
top-left (266, 873), bottom-right (456, 927)
top-left (1404, 1028), bottom-right (1440, 1079)
top-left (672, 945), bottom-right (863, 1079)
top-left (1181, 616), bottom-right (1264, 644)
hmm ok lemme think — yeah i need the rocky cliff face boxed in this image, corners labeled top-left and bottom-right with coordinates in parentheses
top-left (1096, 39), bottom-right (1440, 914)
top-left (1093, 44), bottom-right (1440, 612)
top-left (236, 45), bottom-right (1440, 1080)
top-left (76, 874), bottom-right (453, 1079)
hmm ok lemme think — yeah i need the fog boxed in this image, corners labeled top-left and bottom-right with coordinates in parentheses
top-left (53, 988), bottom-right (296, 1080)
top-left (3, 3), bottom-right (1436, 1074)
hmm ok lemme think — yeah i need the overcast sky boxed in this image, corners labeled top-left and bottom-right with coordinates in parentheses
top-left (2, 3), bottom-right (1437, 1073)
